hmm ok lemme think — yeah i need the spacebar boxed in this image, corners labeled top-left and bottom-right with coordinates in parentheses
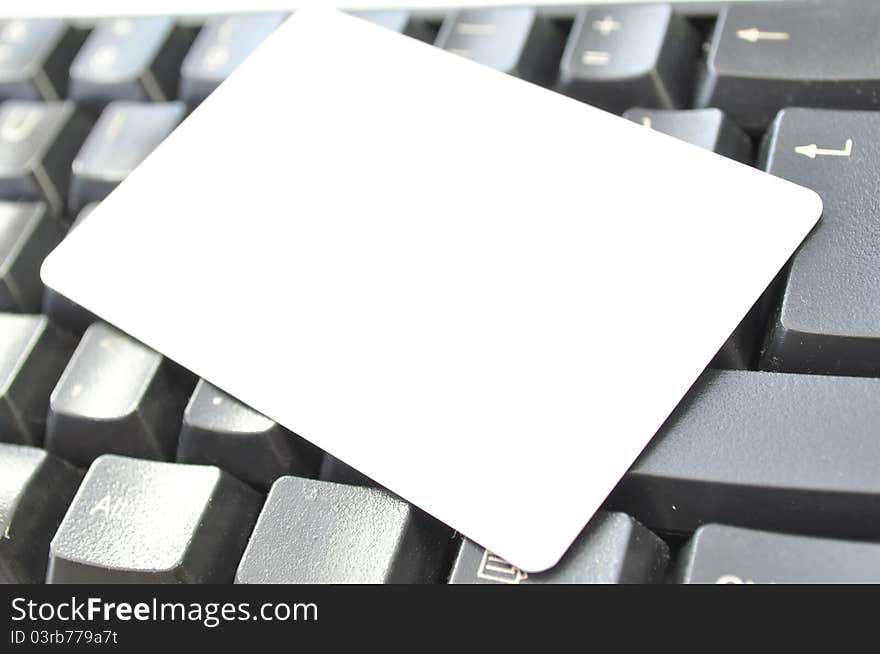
top-left (607, 369), bottom-right (880, 540)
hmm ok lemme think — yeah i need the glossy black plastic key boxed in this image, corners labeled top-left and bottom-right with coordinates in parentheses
top-left (180, 14), bottom-right (285, 106)
top-left (449, 511), bottom-right (668, 584)
top-left (69, 17), bottom-right (193, 108)
top-left (0, 19), bottom-right (85, 101)
top-left (45, 322), bottom-right (195, 465)
top-left (698, 4), bottom-right (880, 130)
top-left (676, 524), bottom-right (880, 584)
top-left (622, 108), bottom-right (751, 161)
top-left (435, 8), bottom-right (563, 85)
top-left (0, 314), bottom-right (75, 445)
top-left (69, 101), bottom-right (185, 213)
top-left (47, 455), bottom-right (261, 583)
top-left (0, 443), bottom-right (81, 583)
top-left (236, 477), bottom-right (452, 583)
top-left (0, 201), bottom-right (65, 312)
top-left (177, 380), bottom-right (320, 490)
top-left (0, 100), bottom-right (91, 214)
top-left (609, 369), bottom-right (880, 541)
top-left (760, 109), bottom-right (880, 377)
top-left (557, 5), bottom-right (700, 113)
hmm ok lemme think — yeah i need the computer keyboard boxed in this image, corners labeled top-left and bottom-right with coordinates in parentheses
top-left (1, 1), bottom-right (880, 585)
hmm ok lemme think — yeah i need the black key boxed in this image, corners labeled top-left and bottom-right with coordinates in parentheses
top-left (318, 453), bottom-right (379, 488)
top-left (352, 10), bottom-right (436, 42)
top-left (677, 524), bottom-right (880, 584)
top-left (236, 477), bottom-right (452, 583)
top-left (698, 4), bottom-right (880, 130)
top-left (622, 108), bottom-right (751, 162)
top-left (180, 14), bottom-right (285, 106)
top-left (45, 322), bottom-right (195, 465)
top-left (0, 201), bottom-right (64, 312)
top-left (69, 101), bottom-right (185, 213)
top-left (177, 380), bottom-right (320, 490)
top-left (434, 8), bottom-right (563, 85)
top-left (0, 443), bottom-right (81, 583)
top-left (449, 511), bottom-right (668, 584)
top-left (557, 5), bottom-right (700, 114)
top-left (759, 109), bottom-right (880, 377)
top-left (0, 314), bottom-right (75, 445)
top-left (609, 369), bottom-right (880, 541)
top-left (0, 100), bottom-right (91, 214)
top-left (0, 19), bottom-right (85, 101)
top-left (69, 17), bottom-right (193, 109)
top-left (42, 203), bottom-right (99, 334)
top-left (47, 454), bottom-right (261, 583)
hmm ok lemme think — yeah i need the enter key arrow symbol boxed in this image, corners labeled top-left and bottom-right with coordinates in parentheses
top-left (795, 139), bottom-right (854, 159)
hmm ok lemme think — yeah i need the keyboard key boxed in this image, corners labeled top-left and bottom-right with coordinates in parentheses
top-left (449, 511), bottom-right (668, 584)
top-left (69, 101), bottom-right (185, 213)
top-left (0, 314), bottom-right (75, 445)
top-left (0, 201), bottom-right (64, 312)
top-left (0, 19), bottom-right (85, 101)
top-left (609, 369), bottom-right (880, 540)
top-left (698, 4), bottom-right (880, 130)
top-left (47, 454), bottom-right (261, 583)
top-left (42, 203), bottom-right (98, 334)
top-left (236, 477), bottom-right (452, 583)
top-left (759, 109), bottom-right (880, 377)
top-left (0, 100), bottom-right (91, 214)
top-left (677, 524), bottom-right (880, 584)
top-left (0, 443), bottom-right (81, 583)
top-left (177, 380), bottom-right (320, 490)
top-left (318, 453), bottom-right (378, 488)
top-left (557, 5), bottom-right (700, 113)
top-left (435, 8), bottom-right (563, 85)
top-left (622, 108), bottom-right (751, 161)
top-left (351, 10), bottom-right (435, 42)
top-left (45, 322), bottom-right (195, 465)
top-left (69, 17), bottom-right (193, 108)
top-left (180, 14), bottom-right (286, 106)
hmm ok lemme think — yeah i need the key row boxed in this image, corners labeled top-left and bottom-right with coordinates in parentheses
top-left (2, 4), bottom-right (880, 125)
top-left (0, 100), bottom-right (183, 219)
top-left (3, 103), bottom-right (878, 376)
top-left (7, 316), bottom-right (880, 543)
top-left (0, 315), bottom-right (369, 490)
top-left (5, 446), bottom-right (880, 584)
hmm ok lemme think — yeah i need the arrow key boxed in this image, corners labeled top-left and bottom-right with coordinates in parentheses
top-left (698, 4), bottom-right (880, 129)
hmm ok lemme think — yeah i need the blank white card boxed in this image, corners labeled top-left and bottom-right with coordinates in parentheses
top-left (41, 8), bottom-right (822, 571)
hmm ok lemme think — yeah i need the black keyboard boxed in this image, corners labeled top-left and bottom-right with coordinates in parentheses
top-left (2, 1), bottom-right (880, 585)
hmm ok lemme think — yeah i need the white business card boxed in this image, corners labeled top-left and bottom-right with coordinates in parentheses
top-left (41, 8), bottom-right (821, 572)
